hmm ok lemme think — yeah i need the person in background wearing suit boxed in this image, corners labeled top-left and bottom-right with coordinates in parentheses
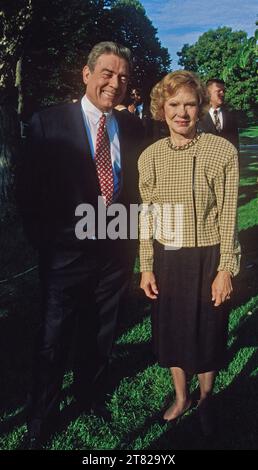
top-left (18, 41), bottom-right (143, 448)
top-left (128, 88), bottom-right (144, 118)
top-left (198, 78), bottom-right (239, 151)
top-left (128, 88), bottom-right (154, 145)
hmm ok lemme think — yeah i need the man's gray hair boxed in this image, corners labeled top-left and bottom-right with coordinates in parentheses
top-left (87, 41), bottom-right (132, 71)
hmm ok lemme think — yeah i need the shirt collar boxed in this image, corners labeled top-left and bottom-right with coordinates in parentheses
top-left (81, 94), bottom-right (113, 125)
top-left (211, 106), bottom-right (221, 114)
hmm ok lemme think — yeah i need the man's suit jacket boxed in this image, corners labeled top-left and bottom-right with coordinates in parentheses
top-left (18, 101), bottom-right (143, 258)
top-left (198, 107), bottom-right (239, 151)
top-left (134, 102), bottom-right (154, 145)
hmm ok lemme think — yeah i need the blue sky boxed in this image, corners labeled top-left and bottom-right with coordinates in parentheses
top-left (140, 0), bottom-right (257, 66)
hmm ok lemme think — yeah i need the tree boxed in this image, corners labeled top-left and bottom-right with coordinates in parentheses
top-left (222, 27), bottom-right (258, 122)
top-left (177, 26), bottom-right (258, 122)
top-left (0, 0), bottom-right (108, 207)
top-left (109, 0), bottom-right (170, 99)
top-left (0, 0), bottom-right (170, 209)
top-left (177, 27), bottom-right (247, 77)
top-left (0, 0), bottom-right (33, 205)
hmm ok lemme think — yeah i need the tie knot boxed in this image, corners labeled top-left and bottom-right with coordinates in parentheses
top-left (99, 113), bottom-right (107, 125)
top-left (97, 114), bottom-right (108, 137)
top-left (213, 108), bottom-right (221, 133)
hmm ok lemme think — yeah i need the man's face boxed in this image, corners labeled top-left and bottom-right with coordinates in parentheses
top-left (130, 89), bottom-right (142, 104)
top-left (83, 53), bottom-right (129, 112)
top-left (208, 82), bottom-right (225, 108)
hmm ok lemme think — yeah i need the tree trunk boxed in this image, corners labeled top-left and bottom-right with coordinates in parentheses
top-left (0, 54), bottom-right (24, 214)
top-left (0, 103), bottom-right (20, 212)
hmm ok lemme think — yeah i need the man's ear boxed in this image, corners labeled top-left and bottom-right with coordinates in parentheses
top-left (82, 65), bottom-right (91, 85)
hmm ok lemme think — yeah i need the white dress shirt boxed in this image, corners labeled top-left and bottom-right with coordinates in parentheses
top-left (81, 95), bottom-right (121, 195)
top-left (209, 107), bottom-right (223, 130)
top-left (136, 103), bottom-right (143, 119)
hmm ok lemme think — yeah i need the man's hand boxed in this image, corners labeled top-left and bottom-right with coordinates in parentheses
top-left (211, 271), bottom-right (233, 307)
top-left (128, 103), bottom-right (136, 114)
top-left (140, 272), bottom-right (159, 299)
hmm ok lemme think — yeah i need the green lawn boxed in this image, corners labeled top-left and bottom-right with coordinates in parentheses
top-left (239, 127), bottom-right (258, 138)
top-left (0, 127), bottom-right (258, 450)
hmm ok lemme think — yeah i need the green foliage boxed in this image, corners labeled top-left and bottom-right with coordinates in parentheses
top-left (22, 0), bottom-right (109, 114)
top-left (238, 198), bottom-right (258, 232)
top-left (1, 0), bottom-right (170, 116)
top-left (0, 0), bottom-right (170, 204)
top-left (0, 0), bottom-right (33, 102)
top-left (177, 26), bottom-right (258, 121)
top-left (222, 29), bottom-right (257, 123)
top-left (177, 27), bottom-right (247, 77)
top-left (109, 0), bottom-right (170, 98)
top-left (111, 0), bottom-right (145, 11)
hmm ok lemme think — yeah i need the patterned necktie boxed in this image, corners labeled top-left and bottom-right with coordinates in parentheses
top-left (95, 114), bottom-right (114, 206)
top-left (213, 109), bottom-right (221, 133)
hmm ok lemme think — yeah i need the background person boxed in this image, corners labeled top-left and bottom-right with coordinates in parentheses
top-left (198, 78), bottom-right (239, 151)
top-left (128, 87), bottom-right (154, 145)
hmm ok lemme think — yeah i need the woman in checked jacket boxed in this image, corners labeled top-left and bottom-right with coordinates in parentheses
top-left (138, 71), bottom-right (240, 432)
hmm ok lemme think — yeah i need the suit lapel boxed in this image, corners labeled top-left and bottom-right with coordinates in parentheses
top-left (70, 101), bottom-right (101, 194)
top-left (70, 101), bottom-right (92, 161)
top-left (222, 107), bottom-right (227, 130)
top-left (206, 112), bottom-right (217, 133)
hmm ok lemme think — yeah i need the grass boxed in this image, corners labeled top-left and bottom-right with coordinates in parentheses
top-left (0, 126), bottom-right (257, 450)
top-left (239, 127), bottom-right (258, 138)
top-left (238, 198), bottom-right (258, 231)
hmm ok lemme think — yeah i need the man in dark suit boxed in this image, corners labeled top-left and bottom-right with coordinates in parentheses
top-left (128, 88), bottom-right (154, 145)
top-left (198, 78), bottom-right (239, 151)
top-left (18, 42), bottom-right (143, 448)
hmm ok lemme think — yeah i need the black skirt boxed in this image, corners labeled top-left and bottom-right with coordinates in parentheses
top-left (152, 242), bottom-right (229, 374)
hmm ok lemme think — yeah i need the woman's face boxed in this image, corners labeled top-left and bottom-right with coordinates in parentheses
top-left (163, 86), bottom-right (199, 139)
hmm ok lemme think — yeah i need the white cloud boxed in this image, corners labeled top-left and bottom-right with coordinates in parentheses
top-left (144, 0), bottom-right (257, 31)
top-left (141, 0), bottom-right (257, 64)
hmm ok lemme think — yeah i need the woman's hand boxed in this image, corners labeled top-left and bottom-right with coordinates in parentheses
top-left (211, 271), bottom-right (233, 307)
top-left (140, 272), bottom-right (159, 299)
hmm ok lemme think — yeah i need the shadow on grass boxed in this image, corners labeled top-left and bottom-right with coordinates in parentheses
top-left (147, 317), bottom-right (258, 450)
top-left (1, 222), bottom-right (257, 447)
top-left (0, 132), bottom-right (257, 448)
top-left (238, 186), bottom-right (258, 208)
top-left (238, 139), bottom-right (258, 208)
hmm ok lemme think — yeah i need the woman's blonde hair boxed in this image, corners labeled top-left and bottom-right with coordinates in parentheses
top-left (150, 70), bottom-right (208, 121)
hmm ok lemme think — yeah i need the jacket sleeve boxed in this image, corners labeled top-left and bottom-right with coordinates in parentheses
top-left (214, 148), bottom-right (241, 276)
top-left (138, 148), bottom-right (155, 272)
